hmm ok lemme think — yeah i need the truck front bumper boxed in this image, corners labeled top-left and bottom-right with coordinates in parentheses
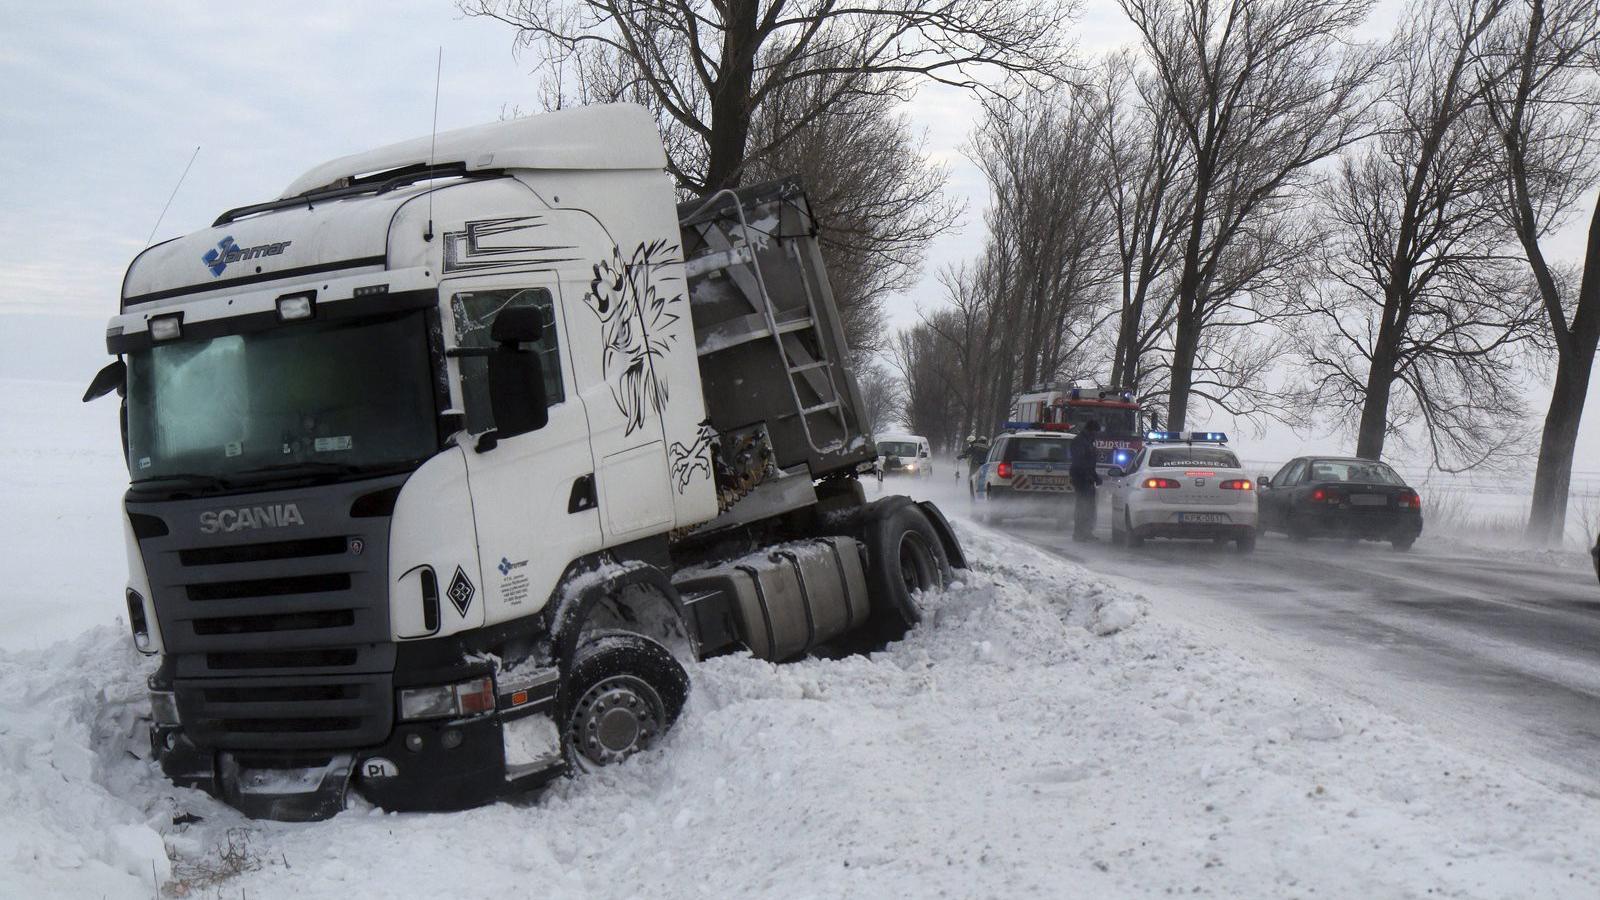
top-left (152, 697), bottom-right (567, 820)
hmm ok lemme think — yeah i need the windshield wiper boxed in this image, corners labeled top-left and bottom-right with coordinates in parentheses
top-left (130, 473), bottom-right (232, 491)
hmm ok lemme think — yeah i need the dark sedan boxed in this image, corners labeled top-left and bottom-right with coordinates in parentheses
top-left (1258, 457), bottom-right (1423, 550)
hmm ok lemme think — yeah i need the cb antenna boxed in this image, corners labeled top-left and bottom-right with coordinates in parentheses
top-left (425, 46), bottom-right (442, 242)
top-left (147, 145), bottom-right (200, 246)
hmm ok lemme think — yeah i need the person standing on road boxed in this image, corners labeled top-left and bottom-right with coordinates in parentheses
top-left (1069, 420), bottom-right (1102, 541)
top-left (957, 433), bottom-right (990, 483)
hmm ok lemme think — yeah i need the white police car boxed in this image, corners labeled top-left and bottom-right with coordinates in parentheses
top-left (969, 428), bottom-right (1075, 523)
top-left (1107, 431), bottom-right (1257, 551)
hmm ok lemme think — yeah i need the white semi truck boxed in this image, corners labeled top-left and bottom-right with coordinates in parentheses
top-left (85, 104), bottom-right (964, 821)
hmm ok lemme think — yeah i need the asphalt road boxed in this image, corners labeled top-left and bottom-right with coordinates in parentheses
top-left (996, 510), bottom-right (1600, 797)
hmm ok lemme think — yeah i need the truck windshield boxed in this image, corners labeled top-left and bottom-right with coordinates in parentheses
top-left (1064, 405), bottom-right (1139, 434)
top-left (125, 310), bottom-right (437, 491)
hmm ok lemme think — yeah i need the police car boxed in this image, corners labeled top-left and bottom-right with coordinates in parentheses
top-left (1107, 431), bottom-right (1257, 551)
top-left (969, 426), bottom-right (1075, 523)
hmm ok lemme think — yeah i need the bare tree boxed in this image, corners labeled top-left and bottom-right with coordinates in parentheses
top-left (1475, 0), bottom-right (1600, 542)
top-left (743, 62), bottom-right (961, 353)
top-left (1097, 54), bottom-right (1190, 393)
top-left (892, 311), bottom-right (970, 452)
top-left (967, 86), bottom-right (1118, 404)
top-left (1293, 0), bottom-right (1551, 469)
top-left (1118, 0), bottom-right (1382, 431)
top-left (850, 355), bottom-right (906, 436)
top-left (463, 0), bottom-right (1077, 193)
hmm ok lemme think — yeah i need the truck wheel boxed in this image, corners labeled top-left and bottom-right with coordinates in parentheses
top-left (864, 502), bottom-right (951, 642)
top-left (564, 633), bottom-right (688, 771)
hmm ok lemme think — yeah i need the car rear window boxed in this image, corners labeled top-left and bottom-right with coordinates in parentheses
top-left (1005, 437), bottom-right (1071, 463)
top-left (1149, 448), bottom-right (1240, 469)
top-left (1307, 460), bottom-right (1404, 485)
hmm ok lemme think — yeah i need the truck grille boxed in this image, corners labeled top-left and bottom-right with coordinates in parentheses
top-left (129, 476), bottom-right (406, 750)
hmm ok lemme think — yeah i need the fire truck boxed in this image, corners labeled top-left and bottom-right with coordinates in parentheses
top-left (1005, 385), bottom-right (1148, 474)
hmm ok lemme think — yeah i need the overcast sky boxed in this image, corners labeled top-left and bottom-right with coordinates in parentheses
top-left (2, 0), bottom-right (1595, 474)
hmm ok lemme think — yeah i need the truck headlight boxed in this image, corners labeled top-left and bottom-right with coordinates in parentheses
top-left (150, 690), bottom-right (180, 726)
top-left (398, 676), bottom-right (495, 721)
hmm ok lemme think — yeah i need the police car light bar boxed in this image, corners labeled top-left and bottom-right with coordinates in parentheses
top-left (1145, 430), bottom-right (1229, 444)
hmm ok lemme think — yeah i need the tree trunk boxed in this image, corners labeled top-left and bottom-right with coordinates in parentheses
top-left (1167, 305), bottom-right (1201, 431)
top-left (1355, 342), bottom-right (1395, 460)
top-left (1527, 194), bottom-right (1600, 544)
top-left (702, 0), bottom-right (760, 194)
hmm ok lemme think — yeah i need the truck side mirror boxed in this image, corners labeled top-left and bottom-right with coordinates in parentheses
top-left (484, 330), bottom-right (548, 444)
top-left (83, 360), bottom-right (126, 402)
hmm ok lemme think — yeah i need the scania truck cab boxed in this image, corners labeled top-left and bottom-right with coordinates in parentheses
top-left (86, 104), bottom-right (963, 820)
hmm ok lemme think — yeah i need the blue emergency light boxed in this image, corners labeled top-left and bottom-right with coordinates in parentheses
top-left (1145, 430), bottom-right (1229, 443)
top-left (1113, 449), bottom-right (1133, 466)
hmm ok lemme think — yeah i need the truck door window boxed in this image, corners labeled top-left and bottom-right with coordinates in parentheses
top-left (450, 288), bottom-right (563, 434)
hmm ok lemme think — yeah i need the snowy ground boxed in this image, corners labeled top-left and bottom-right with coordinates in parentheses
top-left (5, 382), bottom-right (1600, 898)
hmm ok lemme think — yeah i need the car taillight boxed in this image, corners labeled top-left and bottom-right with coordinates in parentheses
top-left (1311, 488), bottom-right (1343, 503)
top-left (1143, 477), bottom-right (1180, 489)
top-left (997, 462), bottom-right (1013, 479)
top-left (1400, 491), bottom-right (1422, 510)
top-left (1220, 479), bottom-right (1253, 491)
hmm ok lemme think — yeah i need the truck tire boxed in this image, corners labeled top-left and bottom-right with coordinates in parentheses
top-left (863, 501), bottom-right (951, 643)
top-left (564, 632), bottom-right (688, 771)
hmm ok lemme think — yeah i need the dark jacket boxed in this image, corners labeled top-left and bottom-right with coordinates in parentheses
top-left (1069, 431), bottom-right (1100, 483)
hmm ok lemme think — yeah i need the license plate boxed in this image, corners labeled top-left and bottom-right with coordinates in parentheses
top-left (1015, 474), bottom-right (1068, 490)
top-left (1179, 513), bottom-right (1228, 524)
top-left (1350, 494), bottom-right (1387, 506)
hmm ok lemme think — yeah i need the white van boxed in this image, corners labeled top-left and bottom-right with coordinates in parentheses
top-left (876, 432), bottom-right (934, 479)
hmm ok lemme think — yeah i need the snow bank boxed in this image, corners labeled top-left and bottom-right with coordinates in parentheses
top-left (0, 627), bottom-right (170, 898)
top-left (4, 521), bottom-right (1599, 898)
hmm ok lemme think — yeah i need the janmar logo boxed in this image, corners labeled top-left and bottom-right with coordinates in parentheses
top-left (203, 236), bottom-right (292, 278)
top-left (199, 503), bottom-right (305, 534)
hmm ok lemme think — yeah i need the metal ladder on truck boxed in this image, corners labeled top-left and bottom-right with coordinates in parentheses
top-left (682, 189), bottom-right (851, 455)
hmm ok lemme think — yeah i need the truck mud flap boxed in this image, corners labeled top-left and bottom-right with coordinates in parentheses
top-left (915, 501), bottom-right (968, 570)
top-left (218, 752), bottom-right (354, 822)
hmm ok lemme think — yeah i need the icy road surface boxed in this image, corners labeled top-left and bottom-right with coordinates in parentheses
top-left (1010, 522), bottom-right (1600, 799)
top-left (6, 384), bottom-right (1600, 898)
top-left (898, 474), bottom-right (1600, 799)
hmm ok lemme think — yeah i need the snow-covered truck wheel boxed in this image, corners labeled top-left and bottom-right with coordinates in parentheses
top-left (863, 501), bottom-right (951, 643)
top-left (564, 633), bottom-right (688, 771)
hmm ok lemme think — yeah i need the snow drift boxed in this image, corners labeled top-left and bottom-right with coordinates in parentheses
top-left (3, 522), bottom-right (1599, 898)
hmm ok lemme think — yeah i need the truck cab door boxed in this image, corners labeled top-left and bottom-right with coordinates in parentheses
top-left (447, 280), bottom-right (602, 625)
